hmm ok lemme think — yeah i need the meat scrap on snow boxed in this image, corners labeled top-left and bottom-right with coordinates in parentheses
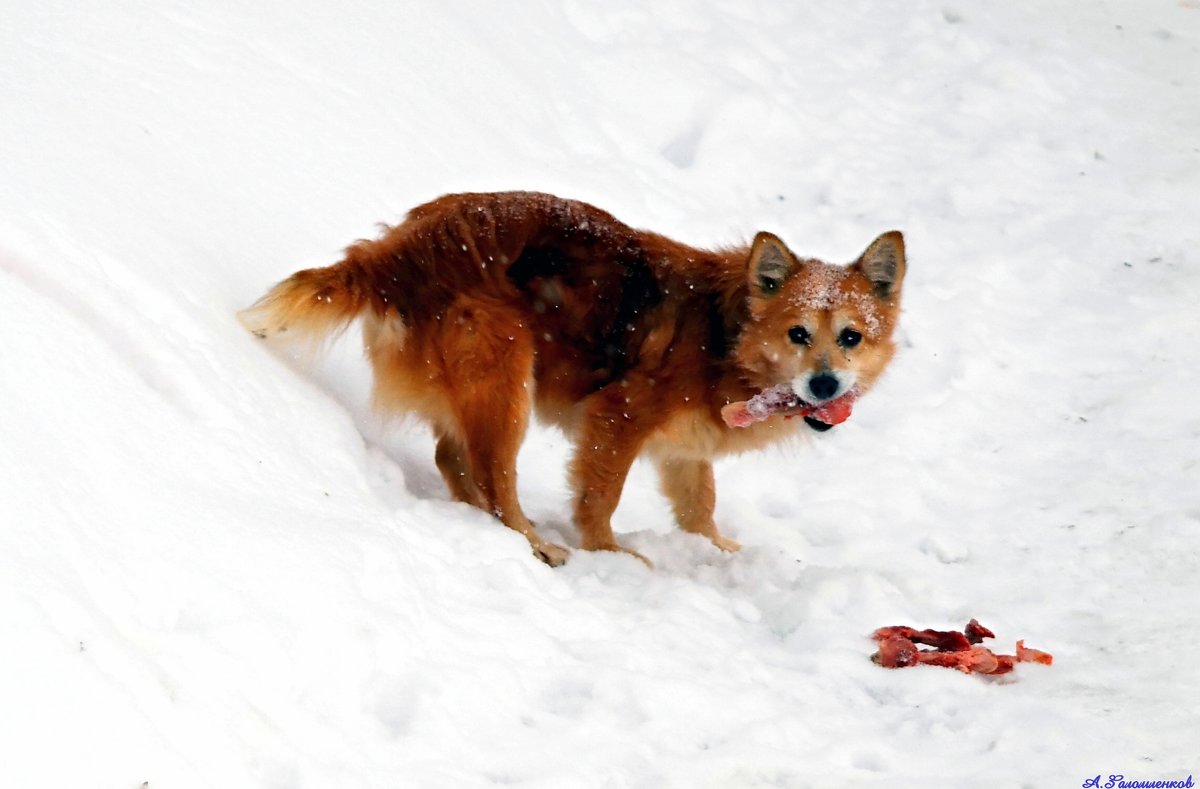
top-left (872, 619), bottom-right (1053, 677)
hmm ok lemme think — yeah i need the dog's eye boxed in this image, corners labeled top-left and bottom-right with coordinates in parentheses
top-left (787, 325), bottom-right (810, 345)
top-left (838, 328), bottom-right (863, 348)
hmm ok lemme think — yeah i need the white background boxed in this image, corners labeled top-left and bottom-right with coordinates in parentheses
top-left (2, 1), bottom-right (1198, 786)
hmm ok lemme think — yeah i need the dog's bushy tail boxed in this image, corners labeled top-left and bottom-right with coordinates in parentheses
top-left (238, 243), bottom-right (378, 351)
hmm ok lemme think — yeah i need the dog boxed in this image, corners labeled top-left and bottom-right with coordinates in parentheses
top-left (240, 191), bottom-right (906, 566)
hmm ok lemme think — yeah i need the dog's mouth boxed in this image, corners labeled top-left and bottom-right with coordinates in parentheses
top-left (721, 385), bottom-right (859, 430)
top-left (803, 416), bottom-right (835, 432)
top-left (792, 389), bottom-right (858, 431)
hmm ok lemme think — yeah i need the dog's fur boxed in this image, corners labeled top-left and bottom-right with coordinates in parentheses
top-left (241, 192), bottom-right (905, 566)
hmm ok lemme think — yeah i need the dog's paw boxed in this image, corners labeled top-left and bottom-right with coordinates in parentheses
top-left (613, 545), bottom-right (654, 569)
top-left (581, 540), bottom-right (654, 569)
top-left (708, 534), bottom-right (742, 553)
top-left (533, 541), bottom-right (571, 567)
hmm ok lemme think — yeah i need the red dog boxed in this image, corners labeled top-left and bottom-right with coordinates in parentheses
top-left (241, 192), bottom-right (906, 566)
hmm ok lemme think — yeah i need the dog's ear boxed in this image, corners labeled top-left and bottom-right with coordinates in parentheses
top-left (854, 231), bottom-right (906, 298)
top-left (747, 232), bottom-right (801, 298)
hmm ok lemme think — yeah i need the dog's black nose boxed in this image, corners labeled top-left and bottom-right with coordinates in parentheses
top-left (808, 374), bottom-right (839, 401)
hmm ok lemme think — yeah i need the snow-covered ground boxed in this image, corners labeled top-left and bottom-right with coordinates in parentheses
top-left (3, 1), bottom-right (1199, 786)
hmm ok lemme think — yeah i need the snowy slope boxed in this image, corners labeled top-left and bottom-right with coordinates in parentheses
top-left (2, 1), bottom-right (1199, 787)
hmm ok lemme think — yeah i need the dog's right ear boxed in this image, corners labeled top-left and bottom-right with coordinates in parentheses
top-left (747, 231), bottom-right (801, 298)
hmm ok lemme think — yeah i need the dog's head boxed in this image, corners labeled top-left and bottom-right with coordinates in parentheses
top-left (733, 230), bottom-right (906, 431)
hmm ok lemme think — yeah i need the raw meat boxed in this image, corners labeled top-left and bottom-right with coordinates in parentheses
top-left (871, 620), bottom-right (1052, 677)
top-left (722, 386), bottom-right (858, 429)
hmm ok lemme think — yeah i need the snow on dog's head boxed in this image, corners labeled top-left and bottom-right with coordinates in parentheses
top-left (734, 230), bottom-right (905, 417)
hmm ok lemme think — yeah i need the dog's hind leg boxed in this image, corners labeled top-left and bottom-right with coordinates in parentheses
top-left (440, 301), bottom-right (569, 567)
top-left (656, 458), bottom-right (741, 552)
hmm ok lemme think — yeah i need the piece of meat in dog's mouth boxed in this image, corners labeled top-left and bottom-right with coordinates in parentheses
top-left (797, 392), bottom-right (857, 431)
top-left (721, 385), bottom-right (858, 430)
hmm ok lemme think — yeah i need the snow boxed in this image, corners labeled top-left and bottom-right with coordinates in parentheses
top-left (3, 1), bottom-right (1199, 786)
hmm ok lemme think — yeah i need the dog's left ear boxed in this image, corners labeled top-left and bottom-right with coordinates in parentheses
top-left (854, 231), bottom-right (906, 299)
top-left (747, 231), bottom-right (801, 298)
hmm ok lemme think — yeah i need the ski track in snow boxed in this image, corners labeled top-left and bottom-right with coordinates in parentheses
top-left (2, 1), bottom-right (1199, 787)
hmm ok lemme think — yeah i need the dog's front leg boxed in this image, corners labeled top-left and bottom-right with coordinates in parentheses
top-left (569, 389), bottom-right (658, 567)
top-left (656, 458), bottom-right (741, 552)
